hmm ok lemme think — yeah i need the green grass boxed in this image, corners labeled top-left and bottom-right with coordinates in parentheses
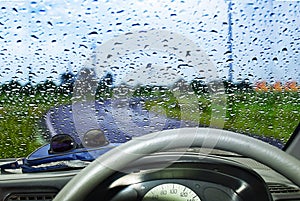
top-left (0, 90), bottom-right (299, 158)
top-left (0, 92), bottom-right (72, 158)
top-left (145, 91), bottom-right (300, 142)
top-left (223, 92), bottom-right (299, 141)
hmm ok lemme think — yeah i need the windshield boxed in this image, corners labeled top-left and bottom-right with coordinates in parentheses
top-left (0, 0), bottom-right (299, 159)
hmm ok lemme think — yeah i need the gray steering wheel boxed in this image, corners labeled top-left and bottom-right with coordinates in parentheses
top-left (53, 127), bottom-right (300, 201)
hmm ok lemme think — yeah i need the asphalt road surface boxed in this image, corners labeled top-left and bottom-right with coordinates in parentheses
top-left (43, 98), bottom-right (197, 144)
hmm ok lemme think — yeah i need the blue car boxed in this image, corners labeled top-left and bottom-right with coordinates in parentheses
top-left (11, 98), bottom-right (196, 172)
top-left (2, 96), bottom-right (284, 173)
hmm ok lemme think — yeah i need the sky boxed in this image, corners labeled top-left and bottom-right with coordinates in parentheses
top-left (0, 0), bottom-right (299, 86)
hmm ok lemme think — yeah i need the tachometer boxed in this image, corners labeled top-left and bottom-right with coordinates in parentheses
top-left (142, 183), bottom-right (201, 201)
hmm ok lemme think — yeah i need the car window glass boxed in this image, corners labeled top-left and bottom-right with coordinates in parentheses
top-left (0, 0), bottom-right (299, 158)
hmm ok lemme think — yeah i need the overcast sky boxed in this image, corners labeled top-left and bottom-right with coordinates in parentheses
top-left (0, 0), bottom-right (299, 86)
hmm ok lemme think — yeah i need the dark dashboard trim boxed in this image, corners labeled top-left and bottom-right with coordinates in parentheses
top-left (283, 122), bottom-right (300, 151)
top-left (85, 153), bottom-right (272, 201)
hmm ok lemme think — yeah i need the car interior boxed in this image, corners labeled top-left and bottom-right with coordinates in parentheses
top-left (0, 0), bottom-right (300, 201)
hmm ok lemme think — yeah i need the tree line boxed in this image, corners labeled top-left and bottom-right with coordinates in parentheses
top-left (0, 71), bottom-right (258, 96)
top-left (0, 71), bottom-right (114, 96)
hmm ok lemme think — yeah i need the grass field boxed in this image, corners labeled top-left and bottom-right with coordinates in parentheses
top-left (0, 92), bottom-right (72, 158)
top-left (0, 91), bottom-right (299, 158)
top-left (146, 91), bottom-right (300, 141)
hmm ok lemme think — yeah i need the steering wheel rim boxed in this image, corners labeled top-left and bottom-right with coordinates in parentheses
top-left (53, 127), bottom-right (300, 201)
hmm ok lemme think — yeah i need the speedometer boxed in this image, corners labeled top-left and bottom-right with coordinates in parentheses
top-left (142, 183), bottom-right (201, 201)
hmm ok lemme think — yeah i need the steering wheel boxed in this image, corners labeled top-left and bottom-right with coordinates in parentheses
top-left (53, 127), bottom-right (300, 201)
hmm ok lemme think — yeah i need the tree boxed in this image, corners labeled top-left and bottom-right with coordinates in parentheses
top-left (236, 79), bottom-right (253, 92)
top-left (59, 71), bottom-right (76, 94)
top-left (190, 77), bottom-right (209, 94)
top-left (96, 72), bottom-right (114, 97)
top-left (35, 80), bottom-right (58, 95)
top-left (1, 80), bottom-right (22, 95)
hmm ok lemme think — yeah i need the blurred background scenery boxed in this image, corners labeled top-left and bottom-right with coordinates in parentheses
top-left (0, 0), bottom-right (299, 158)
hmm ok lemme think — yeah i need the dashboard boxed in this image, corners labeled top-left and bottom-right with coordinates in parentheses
top-left (1, 150), bottom-right (300, 201)
top-left (84, 151), bottom-right (299, 201)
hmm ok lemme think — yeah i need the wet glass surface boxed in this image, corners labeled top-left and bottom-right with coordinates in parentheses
top-left (0, 0), bottom-right (299, 158)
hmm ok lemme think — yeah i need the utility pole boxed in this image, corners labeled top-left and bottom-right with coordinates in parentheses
top-left (227, 0), bottom-right (233, 82)
top-left (91, 42), bottom-right (97, 67)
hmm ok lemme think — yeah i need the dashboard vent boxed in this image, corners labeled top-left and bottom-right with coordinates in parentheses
top-left (5, 193), bottom-right (56, 201)
top-left (268, 183), bottom-right (300, 194)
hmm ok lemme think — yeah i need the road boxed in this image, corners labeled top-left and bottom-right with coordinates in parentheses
top-left (43, 98), bottom-right (197, 145)
top-left (42, 97), bottom-right (284, 149)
